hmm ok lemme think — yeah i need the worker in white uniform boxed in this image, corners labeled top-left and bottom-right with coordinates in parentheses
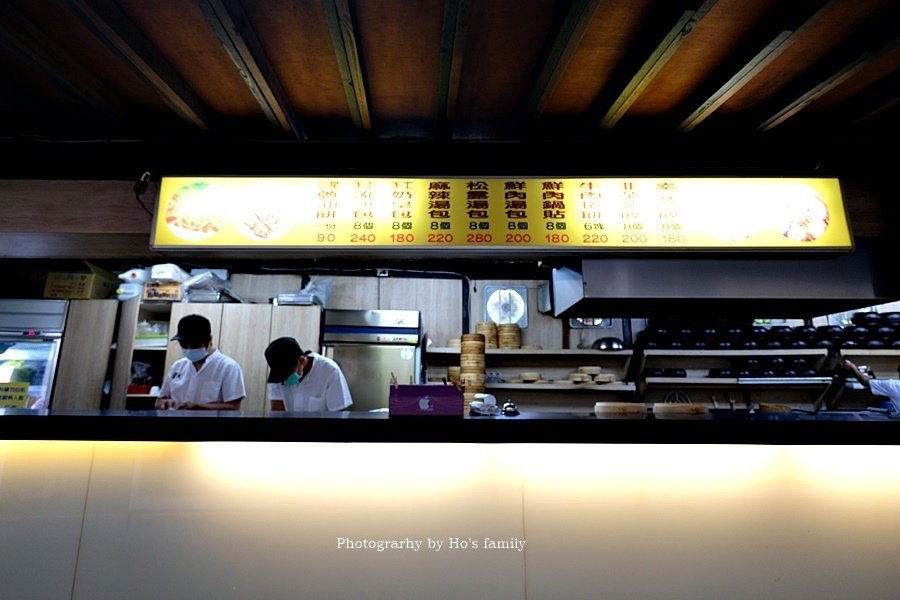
top-left (265, 336), bottom-right (353, 412)
top-left (155, 314), bottom-right (246, 410)
top-left (841, 358), bottom-right (900, 412)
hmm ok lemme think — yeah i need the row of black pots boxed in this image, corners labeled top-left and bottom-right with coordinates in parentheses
top-left (851, 311), bottom-right (900, 327)
top-left (708, 367), bottom-right (821, 378)
top-left (639, 320), bottom-right (899, 349)
top-left (709, 356), bottom-right (822, 378)
top-left (642, 337), bottom-right (900, 350)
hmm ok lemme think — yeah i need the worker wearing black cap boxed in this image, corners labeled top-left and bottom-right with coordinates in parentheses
top-left (264, 336), bottom-right (352, 411)
top-left (155, 314), bottom-right (246, 410)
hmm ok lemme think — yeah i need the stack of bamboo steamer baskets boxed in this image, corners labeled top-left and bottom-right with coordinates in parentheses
top-left (459, 333), bottom-right (487, 412)
top-left (497, 323), bottom-right (521, 349)
top-left (474, 321), bottom-right (498, 348)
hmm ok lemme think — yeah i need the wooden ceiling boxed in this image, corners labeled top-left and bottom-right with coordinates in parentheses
top-left (1, 0), bottom-right (899, 177)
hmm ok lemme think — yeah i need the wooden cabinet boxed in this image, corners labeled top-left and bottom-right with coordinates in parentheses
top-left (110, 298), bottom-right (175, 410)
top-left (426, 347), bottom-right (636, 412)
top-left (53, 299), bottom-right (119, 410)
top-left (112, 301), bottom-right (323, 411)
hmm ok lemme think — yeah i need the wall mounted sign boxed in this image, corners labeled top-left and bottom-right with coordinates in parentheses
top-left (151, 177), bottom-right (852, 252)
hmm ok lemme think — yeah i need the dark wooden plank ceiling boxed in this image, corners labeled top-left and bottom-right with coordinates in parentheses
top-left (0, 0), bottom-right (898, 177)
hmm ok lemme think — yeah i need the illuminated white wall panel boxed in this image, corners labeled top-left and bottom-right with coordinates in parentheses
top-left (0, 441), bottom-right (94, 599)
top-left (2, 441), bottom-right (900, 599)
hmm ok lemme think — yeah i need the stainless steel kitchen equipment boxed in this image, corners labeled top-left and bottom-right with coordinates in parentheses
top-left (321, 309), bottom-right (422, 412)
top-left (0, 299), bottom-right (68, 409)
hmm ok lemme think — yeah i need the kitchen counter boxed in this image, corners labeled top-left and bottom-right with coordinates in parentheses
top-left (1, 408), bottom-right (898, 444)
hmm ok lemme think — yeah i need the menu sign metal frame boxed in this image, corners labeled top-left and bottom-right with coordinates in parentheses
top-left (150, 176), bottom-right (852, 253)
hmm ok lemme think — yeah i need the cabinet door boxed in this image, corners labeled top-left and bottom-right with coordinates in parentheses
top-left (270, 305), bottom-right (322, 352)
top-left (380, 278), bottom-right (461, 347)
top-left (54, 299), bottom-right (118, 409)
top-left (110, 296), bottom-right (141, 409)
top-left (219, 304), bottom-right (273, 412)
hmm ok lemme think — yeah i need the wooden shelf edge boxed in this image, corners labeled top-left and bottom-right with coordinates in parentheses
top-left (485, 382), bottom-right (635, 392)
top-left (427, 347), bottom-right (632, 357)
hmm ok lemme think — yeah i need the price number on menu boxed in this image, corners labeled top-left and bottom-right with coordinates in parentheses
top-left (350, 233), bottom-right (376, 243)
top-left (582, 233), bottom-right (609, 244)
top-left (427, 233), bottom-right (454, 243)
top-left (467, 233), bottom-right (493, 243)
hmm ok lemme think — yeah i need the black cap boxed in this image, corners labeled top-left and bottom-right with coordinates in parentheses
top-left (171, 314), bottom-right (212, 343)
top-left (265, 337), bottom-right (303, 383)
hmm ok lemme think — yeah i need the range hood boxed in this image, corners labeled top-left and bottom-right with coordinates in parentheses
top-left (551, 239), bottom-right (896, 320)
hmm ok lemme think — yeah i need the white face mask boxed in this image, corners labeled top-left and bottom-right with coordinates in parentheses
top-left (182, 347), bottom-right (208, 363)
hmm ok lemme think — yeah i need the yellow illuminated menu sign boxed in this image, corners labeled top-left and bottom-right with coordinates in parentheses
top-left (151, 177), bottom-right (852, 251)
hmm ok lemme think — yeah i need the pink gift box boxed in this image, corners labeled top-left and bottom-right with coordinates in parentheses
top-left (389, 385), bottom-right (464, 416)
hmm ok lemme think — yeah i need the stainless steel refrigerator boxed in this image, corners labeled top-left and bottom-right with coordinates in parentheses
top-left (0, 299), bottom-right (68, 410)
top-left (321, 309), bottom-right (421, 412)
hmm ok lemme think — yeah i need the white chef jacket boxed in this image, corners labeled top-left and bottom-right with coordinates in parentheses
top-left (869, 378), bottom-right (900, 412)
top-left (267, 352), bottom-right (352, 412)
top-left (158, 349), bottom-right (246, 405)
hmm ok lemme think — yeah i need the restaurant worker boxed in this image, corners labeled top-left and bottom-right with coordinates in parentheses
top-left (841, 358), bottom-right (900, 412)
top-left (155, 314), bottom-right (246, 410)
top-left (265, 336), bottom-right (353, 411)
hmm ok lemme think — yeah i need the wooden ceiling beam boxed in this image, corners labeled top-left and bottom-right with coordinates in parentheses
top-left (848, 69), bottom-right (900, 127)
top-left (679, 31), bottom-right (794, 132)
top-left (756, 32), bottom-right (900, 134)
top-left (598, 0), bottom-right (720, 131)
top-left (436, 0), bottom-right (471, 138)
top-left (321, 0), bottom-right (371, 134)
top-left (516, 0), bottom-right (603, 131)
top-left (0, 3), bottom-right (127, 121)
top-left (59, 0), bottom-right (215, 131)
top-left (757, 52), bottom-right (875, 132)
top-left (196, 0), bottom-right (306, 140)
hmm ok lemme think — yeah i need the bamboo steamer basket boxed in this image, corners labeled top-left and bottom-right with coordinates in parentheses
top-left (652, 403), bottom-right (709, 415)
top-left (474, 321), bottom-right (499, 348)
top-left (497, 323), bottom-right (521, 349)
top-left (460, 339), bottom-right (485, 354)
top-left (595, 402), bottom-right (646, 416)
top-left (460, 355), bottom-right (486, 370)
top-left (460, 331), bottom-right (486, 370)
top-left (461, 333), bottom-right (486, 344)
top-left (459, 371), bottom-right (485, 389)
top-left (459, 332), bottom-right (485, 405)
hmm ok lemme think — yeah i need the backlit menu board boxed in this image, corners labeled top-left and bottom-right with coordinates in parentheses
top-left (151, 177), bottom-right (852, 251)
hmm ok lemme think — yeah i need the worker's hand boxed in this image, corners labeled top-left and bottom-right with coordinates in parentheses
top-left (155, 397), bottom-right (176, 410)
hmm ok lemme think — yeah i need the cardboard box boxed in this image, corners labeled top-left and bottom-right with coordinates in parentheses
top-left (389, 384), bottom-right (464, 417)
top-left (142, 280), bottom-right (183, 302)
top-left (43, 262), bottom-right (118, 299)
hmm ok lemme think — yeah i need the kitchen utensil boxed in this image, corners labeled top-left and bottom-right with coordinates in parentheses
top-left (592, 337), bottom-right (624, 351)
